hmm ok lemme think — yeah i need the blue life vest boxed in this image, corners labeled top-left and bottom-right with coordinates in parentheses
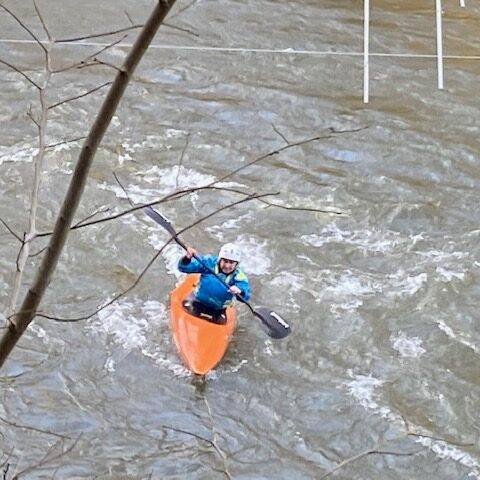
top-left (177, 255), bottom-right (251, 310)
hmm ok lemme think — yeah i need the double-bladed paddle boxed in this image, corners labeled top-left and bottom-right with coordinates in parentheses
top-left (144, 206), bottom-right (291, 339)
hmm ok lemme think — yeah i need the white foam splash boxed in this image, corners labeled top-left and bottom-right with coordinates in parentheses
top-left (233, 235), bottom-right (271, 276)
top-left (301, 223), bottom-right (401, 253)
top-left (320, 269), bottom-right (382, 313)
top-left (88, 298), bottom-right (166, 351)
top-left (436, 320), bottom-right (479, 354)
top-left (415, 437), bottom-right (479, 475)
top-left (386, 271), bottom-right (428, 297)
top-left (136, 165), bottom-right (215, 192)
top-left (0, 143), bottom-right (38, 165)
top-left (435, 266), bottom-right (466, 282)
top-left (391, 331), bottom-right (426, 358)
top-left (270, 272), bottom-right (304, 311)
top-left (346, 371), bottom-right (384, 410)
top-left (206, 213), bottom-right (253, 239)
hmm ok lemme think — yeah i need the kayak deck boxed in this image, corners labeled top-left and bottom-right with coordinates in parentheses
top-left (170, 274), bottom-right (236, 375)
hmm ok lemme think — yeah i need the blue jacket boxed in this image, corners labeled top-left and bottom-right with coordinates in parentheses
top-left (178, 255), bottom-right (251, 310)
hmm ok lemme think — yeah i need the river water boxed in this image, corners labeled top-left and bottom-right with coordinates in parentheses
top-left (1, 0), bottom-right (479, 478)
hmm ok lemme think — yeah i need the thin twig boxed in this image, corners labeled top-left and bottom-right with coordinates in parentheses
top-left (204, 398), bottom-right (232, 479)
top-left (258, 199), bottom-right (343, 216)
top-left (0, 58), bottom-right (40, 89)
top-left (169, 0), bottom-right (198, 20)
top-left (72, 206), bottom-right (114, 228)
top-left (13, 434), bottom-right (82, 478)
top-left (175, 132), bottom-right (191, 188)
top-left (163, 22), bottom-right (199, 37)
top-left (76, 58), bottom-right (123, 73)
top-left (0, 415), bottom-right (70, 440)
top-left (27, 109), bottom-right (40, 128)
top-left (399, 412), bottom-right (475, 448)
top-left (0, 3), bottom-right (46, 52)
top-left (46, 136), bottom-right (86, 150)
top-left (0, 218), bottom-right (22, 242)
top-left (33, 0), bottom-right (52, 42)
top-left (163, 423), bottom-right (231, 478)
top-left (53, 36), bottom-right (126, 74)
top-left (56, 25), bottom-right (142, 43)
top-left (271, 123), bottom-right (290, 144)
top-left (113, 172), bottom-right (134, 207)
top-left (212, 126), bottom-right (368, 186)
top-left (319, 444), bottom-right (425, 480)
top-left (124, 11), bottom-right (135, 26)
top-left (49, 82), bottom-right (112, 110)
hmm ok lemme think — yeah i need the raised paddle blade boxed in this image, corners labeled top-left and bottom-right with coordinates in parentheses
top-left (144, 207), bottom-right (190, 251)
top-left (253, 306), bottom-right (291, 339)
top-left (144, 207), bottom-right (177, 237)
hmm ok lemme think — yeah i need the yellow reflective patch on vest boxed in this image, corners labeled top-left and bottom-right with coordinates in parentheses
top-left (235, 271), bottom-right (246, 281)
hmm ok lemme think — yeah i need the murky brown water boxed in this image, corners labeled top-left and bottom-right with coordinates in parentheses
top-left (1, 1), bottom-right (479, 478)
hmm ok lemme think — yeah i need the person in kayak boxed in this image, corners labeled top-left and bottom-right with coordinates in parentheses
top-left (177, 243), bottom-right (251, 324)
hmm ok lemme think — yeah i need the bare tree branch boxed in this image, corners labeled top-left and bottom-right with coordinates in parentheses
top-left (34, 185), bottom-right (276, 236)
top-left (163, 22), bottom-right (199, 37)
top-left (46, 136), bottom-right (86, 150)
top-left (213, 126), bottom-right (368, 186)
top-left (204, 397), bottom-right (232, 479)
top-left (271, 122), bottom-right (290, 144)
top-left (32, 0), bottom-right (52, 42)
top-left (124, 10), bottom-right (135, 26)
top-left (175, 132), bottom-right (191, 188)
top-left (399, 412), bottom-right (475, 448)
top-left (0, 218), bottom-right (22, 243)
top-left (0, 0), bottom-right (178, 367)
top-left (57, 25), bottom-right (142, 43)
top-left (0, 58), bottom-right (40, 90)
top-left (319, 443), bottom-right (425, 480)
top-left (75, 58), bottom-right (123, 73)
top-left (9, 19), bottom-right (52, 318)
top-left (26, 108), bottom-right (40, 128)
top-left (113, 172), bottom-right (134, 207)
top-left (0, 414), bottom-right (70, 440)
top-left (13, 434), bottom-right (82, 479)
top-left (35, 192), bottom-right (275, 323)
top-left (162, 422), bottom-right (232, 479)
top-left (258, 199), bottom-right (343, 216)
top-left (49, 82), bottom-right (112, 110)
top-left (0, 3), bottom-right (46, 53)
top-left (53, 36), bottom-right (127, 74)
top-left (169, 0), bottom-right (198, 20)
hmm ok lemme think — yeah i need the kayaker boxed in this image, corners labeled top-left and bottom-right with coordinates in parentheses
top-left (177, 243), bottom-right (251, 324)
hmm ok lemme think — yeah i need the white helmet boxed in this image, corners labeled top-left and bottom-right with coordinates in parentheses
top-left (218, 243), bottom-right (241, 263)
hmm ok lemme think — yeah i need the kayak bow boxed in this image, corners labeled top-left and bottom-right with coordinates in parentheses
top-left (170, 274), bottom-right (236, 375)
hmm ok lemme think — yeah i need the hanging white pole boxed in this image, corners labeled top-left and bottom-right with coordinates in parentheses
top-left (460, 0), bottom-right (465, 7)
top-left (363, 0), bottom-right (370, 103)
top-left (435, 0), bottom-right (444, 89)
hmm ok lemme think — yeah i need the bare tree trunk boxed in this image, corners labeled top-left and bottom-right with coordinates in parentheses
top-left (0, 0), bottom-right (177, 368)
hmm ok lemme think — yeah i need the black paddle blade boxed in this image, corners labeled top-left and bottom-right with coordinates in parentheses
top-left (144, 206), bottom-right (177, 238)
top-left (253, 306), bottom-right (291, 339)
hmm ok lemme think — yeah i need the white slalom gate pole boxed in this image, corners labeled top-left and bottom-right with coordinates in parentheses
top-left (363, 0), bottom-right (370, 103)
top-left (435, 0), bottom-right (444, 89)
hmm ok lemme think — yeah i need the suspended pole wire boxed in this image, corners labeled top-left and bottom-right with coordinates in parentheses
top-left (363, 0), bottom-right (370, 103)
top-left (1, 38), bottom-right (480, 60)
top-left (435, 0), bottom-right (444, 89)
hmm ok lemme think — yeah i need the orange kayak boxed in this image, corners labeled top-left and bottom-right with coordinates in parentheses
top-left (170, 274), bottom-right (236, 375)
